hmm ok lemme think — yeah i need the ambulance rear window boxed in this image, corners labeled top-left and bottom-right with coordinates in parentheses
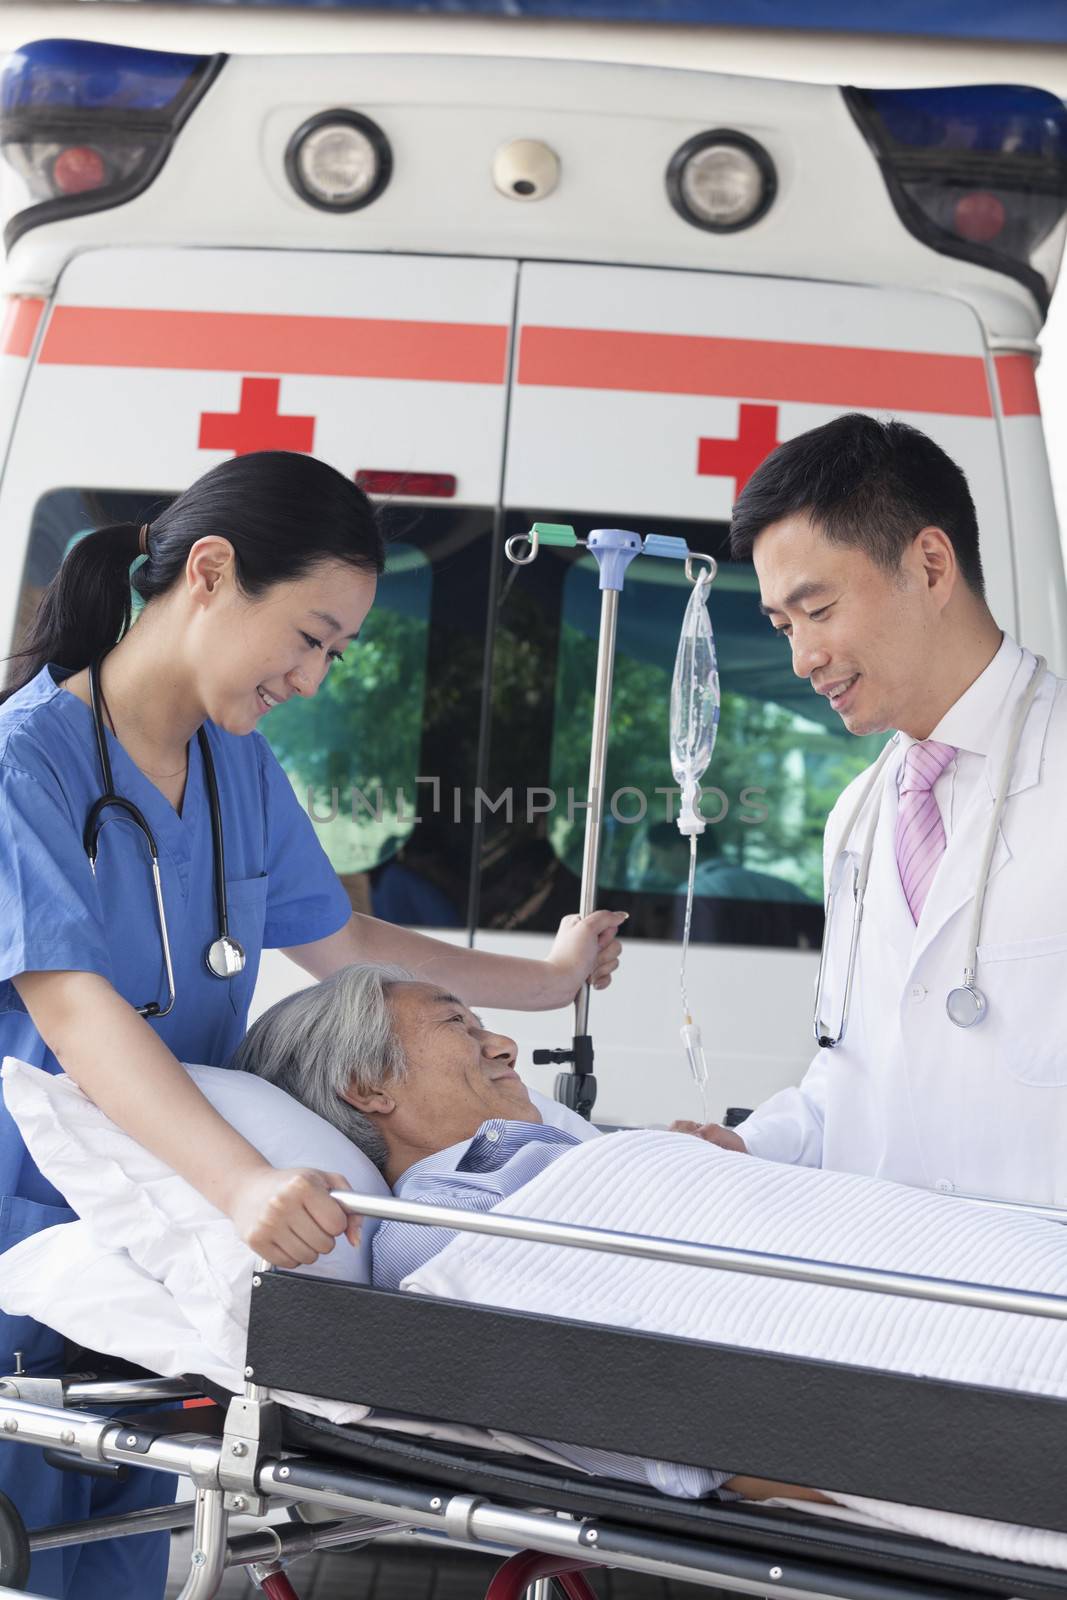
top-left (480, 508), bottom-right (888, 951)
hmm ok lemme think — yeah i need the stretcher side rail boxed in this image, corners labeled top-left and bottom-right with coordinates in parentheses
top-left (328, 1189), bottom-right (1067, 1321)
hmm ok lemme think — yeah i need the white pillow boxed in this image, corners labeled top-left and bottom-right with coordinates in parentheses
top-left (0, 1221), bottom-right (375, 1421)
top-left (1, 1058), bottom-right (390, 1364)
top-left (0, 1220), bottom-right (246, 1391)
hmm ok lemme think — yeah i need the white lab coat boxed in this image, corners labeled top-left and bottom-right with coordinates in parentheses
top-left (738, 644), bottom-right (1067, 1206)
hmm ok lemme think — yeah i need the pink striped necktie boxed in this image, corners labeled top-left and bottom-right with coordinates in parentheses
top-left (895, 739), bottom-right (957, 923)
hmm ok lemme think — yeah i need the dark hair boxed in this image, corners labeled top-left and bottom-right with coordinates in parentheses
top-left (729, 414), bottom-right (985, 597)
top-left (2, 451), bottom-right (385, 703)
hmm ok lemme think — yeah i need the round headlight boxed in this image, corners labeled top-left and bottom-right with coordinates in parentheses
top-left (667, 130), bottom-right (776, 233)
top-left (285, 109), bottom-right (392, 213)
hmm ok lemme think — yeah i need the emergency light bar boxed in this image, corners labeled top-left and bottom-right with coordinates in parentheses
top-left (0, 39), bottom-right (223, 250)
top-left (847, 83), bottom-right (1067, 311)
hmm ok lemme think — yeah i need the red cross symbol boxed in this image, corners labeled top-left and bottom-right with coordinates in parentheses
top-left (199, 377), bottom-right (316, 457)
top-left (697, 403), bottom-right (780, 497)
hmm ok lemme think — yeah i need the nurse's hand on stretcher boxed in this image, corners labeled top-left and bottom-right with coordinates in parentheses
top-left (547, 910), bottom-right (628, 997)
top-left (228, 1166), bottom-right (363, 1269)
top-left (670, 1120), bottom-right (749, 1153)
top-left (13, 971), bottom-right (361, 1272)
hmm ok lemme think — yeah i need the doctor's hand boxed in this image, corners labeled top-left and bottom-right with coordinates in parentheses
top-left (670, 1120), bottom-right (749, 1154)
top-left (546, 910), bottom-right (628, 1003)
top-left (229, 1166), bottom-right (363, 1269)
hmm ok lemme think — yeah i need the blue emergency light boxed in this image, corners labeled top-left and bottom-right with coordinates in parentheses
top-left (1, 38), bottom-right (209, 113)
top-left (0, 39), bottom-right (223, 250)
top-left (847, 83), bottom-right (1067, 309)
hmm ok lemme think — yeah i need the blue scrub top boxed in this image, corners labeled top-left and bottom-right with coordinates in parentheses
top-left (0, 663), bottom-right (352, 1215)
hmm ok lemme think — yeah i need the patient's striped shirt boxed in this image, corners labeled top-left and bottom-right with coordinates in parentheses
top-left (373, 1118), bottom-right (581, 1287)
top-left (372, 1117), bottom-right (729, 1501)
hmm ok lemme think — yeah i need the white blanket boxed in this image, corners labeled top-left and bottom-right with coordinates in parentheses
top-left (404, 1130), bottom-right (1067, 1568)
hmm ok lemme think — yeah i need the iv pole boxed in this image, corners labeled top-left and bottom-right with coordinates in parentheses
top-left (504, 523), bottom-right (712, 1118)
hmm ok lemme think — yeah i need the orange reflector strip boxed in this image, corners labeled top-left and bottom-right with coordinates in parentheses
top-left (994, 353), bottom-right (1041, 416)
top-left (518, 326), bottom-right (994, 418)
top-left (41, 307), bottom-right (509, 385)
top-left (1, 297), bottom-right (45, 358)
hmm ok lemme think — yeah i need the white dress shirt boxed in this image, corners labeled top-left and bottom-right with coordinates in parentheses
top-left (902, 633), bottom-right (1022, 837)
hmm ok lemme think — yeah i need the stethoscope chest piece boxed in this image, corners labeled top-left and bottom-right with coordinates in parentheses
top-left (87, 652), bottom-right (245, 1016)
top-left (206, 934), bottom-right (246, 979)
top-left (946, 983), bottom-right (987, 1029)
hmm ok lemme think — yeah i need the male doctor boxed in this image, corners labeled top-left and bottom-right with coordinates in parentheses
top-left (693, 412), bottom-right (1067, 1206)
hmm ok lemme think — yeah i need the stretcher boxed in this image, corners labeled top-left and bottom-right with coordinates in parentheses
top-left (1, 1193), bottom-right (1067, 1600)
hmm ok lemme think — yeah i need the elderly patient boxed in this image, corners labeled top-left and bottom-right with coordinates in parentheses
top-left (231, 962), bottom-right (824, 1506)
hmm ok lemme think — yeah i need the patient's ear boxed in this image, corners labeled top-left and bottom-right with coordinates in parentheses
top-left (341, 1082), bottom-right (396, 1117)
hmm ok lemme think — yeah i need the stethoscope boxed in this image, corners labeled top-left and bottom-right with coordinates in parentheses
top-left (83, 655), bottom-right (247, 1018)
top-left (813, 655), bottom-right (1047, 1048)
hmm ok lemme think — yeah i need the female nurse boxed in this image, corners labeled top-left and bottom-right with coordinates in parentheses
top-left (0, 449), bottom-right (625, 1598)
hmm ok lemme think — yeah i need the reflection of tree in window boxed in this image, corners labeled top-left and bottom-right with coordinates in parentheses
top-left (548, 563), bottom-right (887, 903)
top-left (264, 548), bottom-right (431, 890)
top-left (480, 575), bottom-right (574, 930)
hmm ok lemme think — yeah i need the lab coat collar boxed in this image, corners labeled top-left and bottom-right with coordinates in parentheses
top-left (896, 636), bottom-right (1051, 801)
top-left (969, 640), bottom-right (1052, 801)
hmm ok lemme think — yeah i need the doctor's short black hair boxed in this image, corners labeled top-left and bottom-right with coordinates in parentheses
top-left (728, 414), bottom-right (985, 598)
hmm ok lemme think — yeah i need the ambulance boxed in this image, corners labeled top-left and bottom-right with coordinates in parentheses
top-left (0, 36), bottom-right (1064, 1125)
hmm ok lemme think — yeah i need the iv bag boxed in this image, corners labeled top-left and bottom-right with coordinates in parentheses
top-left (670, 570), bottom-right (720, 835)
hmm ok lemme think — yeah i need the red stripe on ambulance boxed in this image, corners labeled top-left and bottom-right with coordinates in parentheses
top-left (1, 298), bottom-right (45, 359)
top-left (39, 307), bottom-right (510, 385)
top-left (517, 326), bottom-right (994, 418)
top-left (994, 354), bottom-right (1041, 417)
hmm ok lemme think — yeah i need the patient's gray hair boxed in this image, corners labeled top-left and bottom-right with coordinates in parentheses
top-left (228, 963), bottom-right (418, 1172)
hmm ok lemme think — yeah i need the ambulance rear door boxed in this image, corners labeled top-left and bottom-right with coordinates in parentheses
top-left (0, 246), bottom-right (518, 1010)
top-left (478, 260), bottom-right (1016, 1127)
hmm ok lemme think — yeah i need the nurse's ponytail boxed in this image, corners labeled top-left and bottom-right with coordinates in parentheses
top-left (0, 522), bottom-right (144, 703)
top-left (1, 451), bottom-right (384, 702)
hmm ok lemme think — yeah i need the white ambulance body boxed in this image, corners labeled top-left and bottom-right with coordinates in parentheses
top-left (0, 40), bottom-right (1064, 1125)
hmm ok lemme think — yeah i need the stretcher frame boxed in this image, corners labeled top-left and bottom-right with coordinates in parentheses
top-left (2, 1194), bottom-right (1067, 1599)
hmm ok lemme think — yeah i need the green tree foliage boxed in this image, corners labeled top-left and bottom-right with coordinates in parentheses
top-left (549, 622), bottom-right (884, 900)
top-left (263, 606), bottom-right (429, 875)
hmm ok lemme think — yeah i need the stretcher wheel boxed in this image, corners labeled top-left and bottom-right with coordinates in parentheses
top-left (0, 1488), bottom-right (30, 1590)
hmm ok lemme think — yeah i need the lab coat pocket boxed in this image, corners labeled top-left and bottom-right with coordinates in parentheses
top-left (976, 933), bottom-right (1067, 1086)
top-left (223, 874), bottom-right (268, 1017)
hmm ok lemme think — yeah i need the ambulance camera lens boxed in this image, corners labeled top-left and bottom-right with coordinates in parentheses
top-left (286, 110), bottom-right (392, 212)
top-left (667, 131), bottom-right (776, 233)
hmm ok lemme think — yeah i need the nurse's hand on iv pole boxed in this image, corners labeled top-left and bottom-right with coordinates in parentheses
top-left (670, 1120), bottom-right (749, 1153)
top-left (229, 1165), bottom-right (362, 1269)
top-left (546, 910), bottom-right (628, 1001)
